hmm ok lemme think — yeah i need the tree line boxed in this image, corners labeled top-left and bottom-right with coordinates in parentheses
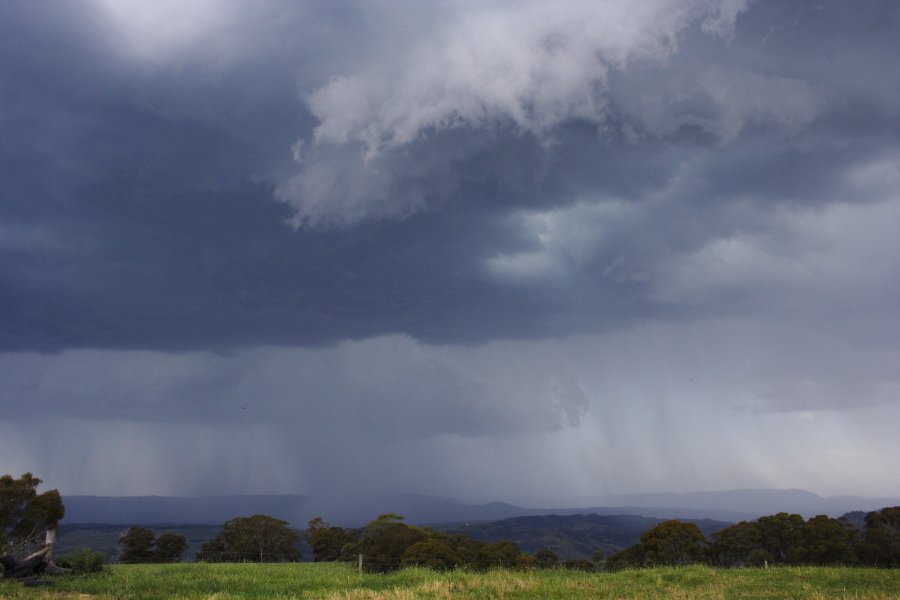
top-left (109, 505), bottom-right (900, 569)
top-left (108, 506), bottom-right (900, 569)
top-left (4, 473), bottom-right (900, 571)
top-left (304, 512), bottom-right (596, 572)
top-left (124, 512), bottom-right (595, 570)
top-left (301, 507), bottom-right (900, 572)
top-left (604, 508), bottom-right (900, 569)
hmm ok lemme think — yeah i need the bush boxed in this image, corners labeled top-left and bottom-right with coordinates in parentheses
top-left (400, 539), bottom-right (461, 570)
top-left (535, 548), bottom-right (559, 568)
top-left (562, 559), bottom-right (595, 571)
top-left (477, 541), bottom-right (522, 568)
top-left (58, 548), bottom-right (104, 574)
top-left (514, 554), bottom-right (538, 570)
top-left (154, 533), bottom-right (188, 563)
top-left (118, 526), bottom-right (156, 563)
top-left (358, 522), bottom-right (426, 572)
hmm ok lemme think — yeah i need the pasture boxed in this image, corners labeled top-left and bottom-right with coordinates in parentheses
top-left (2, 563), bottom-right (900, 599)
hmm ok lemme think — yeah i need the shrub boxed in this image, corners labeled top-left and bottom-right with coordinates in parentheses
top-left (58, 548), bottom-right (104, 574)
top-left (477, 541), bottom-right (522, 568)
top-left (535, 548), bottom-right (559, 568)
top-left (400, 539), bottom-right (461, 570)
top-left (563, 559), bottom-right (595, 571)
top-left (154, 533), bottom-right (188, 563)
top-left (514, 553), bottom-right (538, 570)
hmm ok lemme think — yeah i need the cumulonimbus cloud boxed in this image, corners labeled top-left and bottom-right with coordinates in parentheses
top-left (277, 0), bottom-right (766, 227)
top-left (307, 0), bottom-right (751, 154)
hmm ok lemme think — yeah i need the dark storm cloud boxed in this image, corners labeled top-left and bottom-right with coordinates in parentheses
top-left (2, 0), bottom-right (898, 502)
top-left (0, 339), bottom-right (591, 437)
top-left (1, 0), bottom-right (897, 354)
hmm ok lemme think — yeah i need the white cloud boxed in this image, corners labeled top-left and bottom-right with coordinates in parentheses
top-left (93, 0), bottom-right (238, 62)
top-left (91, 0), bottom-right (317, 70)
top-left (654, 192), bottom-right (900, 310)
top-left (278, 0), bottom-right (756, 227)
top-left (694, 68), bottom-right (818, 140)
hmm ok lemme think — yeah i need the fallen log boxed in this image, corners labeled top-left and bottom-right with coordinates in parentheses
top-left (7, 553), bottom-right (47, 578)
top-left (0, 555), bottom-right (17, 573)
top-left (0, 530), bottom-right (67, 579)
top-left (44, 561), bottom-right (72, 576)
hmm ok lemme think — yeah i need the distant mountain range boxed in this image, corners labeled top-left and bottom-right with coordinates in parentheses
top-left (61, 494), bottom-right (522, 527)
top-left (442, 514), bottom-right (733, 560)
top-left (60, 489), bottom-right (900, 527)
top-left (570, 489), bottom-right (900, 519)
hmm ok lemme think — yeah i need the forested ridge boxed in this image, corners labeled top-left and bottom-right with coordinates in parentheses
top-left (298, 507), bottom-right (900, 572)
top-left (4, 473), bottom-right (900, 575)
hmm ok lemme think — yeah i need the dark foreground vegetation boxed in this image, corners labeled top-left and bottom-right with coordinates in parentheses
top-left (605, 507), bottom-right (900, 570)
top-left (297, 507), bottom-right (900, 572)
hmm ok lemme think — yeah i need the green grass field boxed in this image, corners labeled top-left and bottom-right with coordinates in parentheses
top-left (2, 563), bottom-right (899, 599)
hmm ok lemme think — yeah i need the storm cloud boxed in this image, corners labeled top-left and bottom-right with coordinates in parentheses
top-left (1, 0), bottom-right (898, 503)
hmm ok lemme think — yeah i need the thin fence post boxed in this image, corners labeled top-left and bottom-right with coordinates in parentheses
top-left (358, 554), bottom-right (363, 573)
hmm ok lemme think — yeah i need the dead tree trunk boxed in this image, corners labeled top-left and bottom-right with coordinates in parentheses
top-left (0, 529), bottom-right (71, 579)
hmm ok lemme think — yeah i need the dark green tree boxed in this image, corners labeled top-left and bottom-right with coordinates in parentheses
top-left (857, 506), bottom-right (900, 566)
top-left (431, 532), bottom-right (485, 568)
top-left (534, 548), bottom-right (559, 568)
top-left (361, 513), bottom-right (405, 537)
top-left (354, 515), bottom-right (426, 573)
top-left (0, 473), bottom-right (65, 553)
top-left (603, 544), bottom-right (644, 571)
top-left (562, 559), bottom-right (594, 571)
top-left (400, 539), bottom-right (461, 570)
top-left (197, 514), bottom-right (300, 562)
top-left (797, 515), bottom-right (857, 565)
top-left (195, 535), bottom-right (226, 562)
top-left (638, 520), bottom-right (708, 566)
top-left (477, 541), bottom-right (522, 567)
top-left (154, 533), bottom-right (188, 563)
top-left (604, 520), bottom-right (708, 569)
top-left (709, 520), bottom-right (765, 566)
top-left (306, 517), bottom-right (356, 562)
top-left (712, 513), bottom-right (858, 566)
top-left (118, 526), bottom-right (156, 563)
top-left (755, 513), bottom-right (806, 563)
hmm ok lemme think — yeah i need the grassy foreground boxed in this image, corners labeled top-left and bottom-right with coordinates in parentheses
top-left (2, 563), bottom-right (900, 600)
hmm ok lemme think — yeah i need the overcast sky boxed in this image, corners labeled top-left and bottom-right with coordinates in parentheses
top-left (1, 0), bottom-right (898, 505)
